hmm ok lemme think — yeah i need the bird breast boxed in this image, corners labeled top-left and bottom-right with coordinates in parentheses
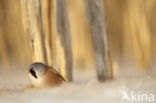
top-left (29, 69), bottom-right (62, 88)
top-left (29, 74), bottom-right (45, 88)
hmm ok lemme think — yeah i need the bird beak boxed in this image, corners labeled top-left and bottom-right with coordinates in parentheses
top-left (26, 70), bottom-right (30, 74)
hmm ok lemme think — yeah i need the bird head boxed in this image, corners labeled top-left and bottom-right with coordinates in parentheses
top-left (26, 62), bottom-right (47, 79)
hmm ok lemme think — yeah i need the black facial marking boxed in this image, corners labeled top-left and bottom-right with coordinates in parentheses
top-left (30, 68), bottom-right (37, 79)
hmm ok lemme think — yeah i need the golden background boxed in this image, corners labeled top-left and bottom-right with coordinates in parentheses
top-left (0, 0), bottom-right (155, 74)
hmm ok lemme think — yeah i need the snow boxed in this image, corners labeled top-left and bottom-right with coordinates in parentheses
top-left (0, 65), bottom-right (156, 103)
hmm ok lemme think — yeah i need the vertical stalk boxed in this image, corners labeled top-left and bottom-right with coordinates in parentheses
top-left (56, 0), bottom-right (73, 81)
top-left (20, 0), bottom-right (52, 65)
top-left (84, 0), bottom-right (113, 81)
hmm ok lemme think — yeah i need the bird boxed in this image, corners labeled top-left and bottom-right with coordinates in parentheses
top-left (26, 62), bottom-right (65, 88)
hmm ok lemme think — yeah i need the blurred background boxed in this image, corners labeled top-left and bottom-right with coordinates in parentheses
top-left (0, 0), bottom-right (156, 77)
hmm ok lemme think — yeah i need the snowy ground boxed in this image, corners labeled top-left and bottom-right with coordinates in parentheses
top-left (0, 65), bottom-right (156, 103)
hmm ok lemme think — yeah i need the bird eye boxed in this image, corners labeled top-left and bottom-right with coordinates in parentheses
top-left (30, 68), bottom-right (37, 79)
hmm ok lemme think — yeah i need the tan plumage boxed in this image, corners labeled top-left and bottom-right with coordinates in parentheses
top-left (26, 62), bottom-right (65, 88)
